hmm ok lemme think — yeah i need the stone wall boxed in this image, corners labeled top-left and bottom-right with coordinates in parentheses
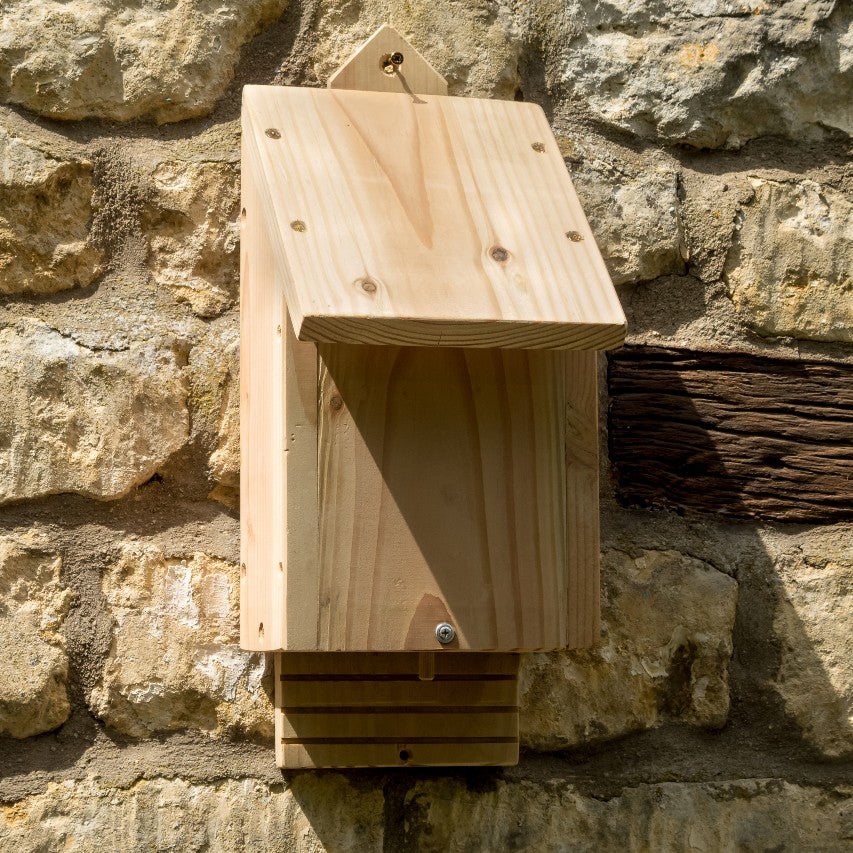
top-left (0, 1), bottom-right (850, 850)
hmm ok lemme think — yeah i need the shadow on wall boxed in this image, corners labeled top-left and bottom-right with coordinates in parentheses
top-left (606, 345), bottom-right (852, 756)
top-left (278, 344), bottom-right (851, 850)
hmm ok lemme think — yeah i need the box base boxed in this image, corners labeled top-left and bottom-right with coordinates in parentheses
top-left (275, 651), bottom-right (519, 768)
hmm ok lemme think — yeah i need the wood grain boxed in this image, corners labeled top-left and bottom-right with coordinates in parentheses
top-left (316, 345), bottom-right (569, 651)
top-left (275, 652), bottom-right (519, 768)
top-left (246, 29), bottom-right (607, 770)
top-left (608, 347), bottom-right (853, 522)
top-left (240, 118), bottom-right (320, 652)
top-left (328, 24), bottom-right (448, 96)
top-left (242, 84), bottom-right (625, 350)
top-left (239, 134), bottom-right (286, 650)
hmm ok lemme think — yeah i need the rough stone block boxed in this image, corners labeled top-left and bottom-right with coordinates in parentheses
top-left (0, 0), bottom-right (288, 123)
top-left (0, 322), bottom-right (189, 504)
top-left (88, 544), bottom-right (271, 739)
top-left (545, 0), bottom-right (851, 148)
top-left (0, 129), bottom-right (102, 294)
top-left (767, 526), bottom-right (853, 758)
top-left (725, 177), bottom-right (852, 343)
top-left (188, 324), bottom-right (240, 507)
top-left (146, 161), bottom-right (240, 318)
top-left (0, 535), bottom-right (70, 738)
top-left (0, 775), bottom-right (848, 852)
top-left (572, 156), bottom-right (686, 285)
top-left (520, 549), bottom-right (738, 749)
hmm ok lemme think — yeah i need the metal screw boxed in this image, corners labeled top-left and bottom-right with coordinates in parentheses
top-left (566, 230), bottom-right (583, 242)
top-left (435, 622), bottom-right (456, 644)
top-left (360, 278), bottom-right (377, 293)
top-left (290, 220), bottom-right (306, 232)
top-left (265, 128), bottom-right (281, 139)
top-left (490, 246), bottom-right (509, 262)
top-left (381, 52), bottom-right (404, 74)
top-left (531, 142), bottom-right (545, 152)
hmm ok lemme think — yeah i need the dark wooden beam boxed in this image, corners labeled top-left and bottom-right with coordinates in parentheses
top-left (607, 347), bottom-right (853, 522)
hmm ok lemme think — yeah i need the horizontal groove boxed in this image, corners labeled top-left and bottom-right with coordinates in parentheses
top-left (279, 673), bottom-right (517, 682)
top-left (281, 705), bottom-right (519, 714)
top-left (281, 736), bottom-right (517, 745)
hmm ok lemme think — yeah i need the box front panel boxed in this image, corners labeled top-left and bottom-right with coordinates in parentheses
top-left (311, 345), bottom-right (569, 651)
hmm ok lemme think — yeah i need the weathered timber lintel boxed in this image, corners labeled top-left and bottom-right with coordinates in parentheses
top-left (607, 347), bottom-right (853, 523)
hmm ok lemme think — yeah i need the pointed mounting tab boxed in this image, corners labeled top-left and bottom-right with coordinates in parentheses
top-left (328, 24), bottom-right (448, 96)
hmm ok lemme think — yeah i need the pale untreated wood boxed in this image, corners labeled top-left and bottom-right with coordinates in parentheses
top-left (240, 121), bottom-right (319, 652)
top-left (242, 85), bottom-right (625, 349)
top-left (316, 345), bottom-right (568, 651)
top-left (608, 347), bottom-right (853, 522)
top-left (246, 32), bottom-right (605, 769)
top-left (239, 135), bottom-right (286, 650)
top-left (328, 24), bottom-right (448, 96)
top-left (275, 652), bottom-right (519, 768)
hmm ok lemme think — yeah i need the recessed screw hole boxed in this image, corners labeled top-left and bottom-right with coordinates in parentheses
top-left (265, 128), bottom-right (281, 139)
top-left (360, 278), bottom-right (377, 293)
top-left (290, 220), bottom-right (306, 232)
top-left (258, 622), bottom-right (264, 637)
top-left (329, 395), bottom-right (344, 411)
top-left (531, 142), bottom-right (545, 152)
top-left (399, 749), bottom-right (410, 761)
top-left (381, 52), bottom-right (404, 74)
top-left (241, 207), bottom-right (246, 218)
top-left (490, 246), bottom-right (509, 263)
top-left (566, 231), bottom-right (583, 242)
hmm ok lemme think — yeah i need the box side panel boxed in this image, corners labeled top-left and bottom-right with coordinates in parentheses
top-left (239, 128), bottom-right (287, 651)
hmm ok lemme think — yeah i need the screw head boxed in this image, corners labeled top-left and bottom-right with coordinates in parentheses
top-left (265, 128), bottom-right (281, 139)
top-left (390, 51), bottom-right (404, 66)
top-left (435, 622), bottom-right (456, 644)
top-left (490, 246), bottom-right (509, 263)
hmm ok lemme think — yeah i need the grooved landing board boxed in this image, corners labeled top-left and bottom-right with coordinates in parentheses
top-left (241, 85), bottom-right (625, 350)
top-left (275, 652), bottom-right (520, 768)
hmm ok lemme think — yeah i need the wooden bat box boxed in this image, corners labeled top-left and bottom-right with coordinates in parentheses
top-left (239, 26), bottom-right (626, 768)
